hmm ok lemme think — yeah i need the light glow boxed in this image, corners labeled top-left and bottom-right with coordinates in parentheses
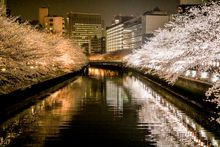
top-left (124, 2), bottom-right (220, 105)
top-left (0, 6), bottom-right (87, 95)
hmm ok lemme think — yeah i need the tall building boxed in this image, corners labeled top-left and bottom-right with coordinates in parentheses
top-left (44, 16), bottom-right (65, 34)
top-left (123, 17), bottom-right (142, 50)
top-left (0, 0), bottom-right (9, 16)
top-left (106, 8), bottom-right (169, 53)
top-left (39, 7), bottom-right (48, 26)
top-left (106, 23), bottom-right (124, 52)
top-left (106, 16), bottom-right (134, 52)
top-left (38, 8), bottom-right (65, 34)
top-left (142, 8), bottom-right (169, 42)
top-left (66, 12), bottom-right (104, 54)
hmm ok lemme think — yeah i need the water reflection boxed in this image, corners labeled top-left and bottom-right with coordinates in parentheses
top-left (0, 79), bottom-right (82, 146)
top-left (0, 67), bottom-right (219, 146)
top-left (88, 67), bottom-right (119, 79)
top-left (123, 74), bottom-right (220, 146)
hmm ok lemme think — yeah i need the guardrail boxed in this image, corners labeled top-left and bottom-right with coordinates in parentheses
top-left (89, 60), bottom-right (123, 67)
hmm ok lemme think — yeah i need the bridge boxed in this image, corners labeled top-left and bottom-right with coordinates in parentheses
top-left (89, 60), bottom-right (123, 67)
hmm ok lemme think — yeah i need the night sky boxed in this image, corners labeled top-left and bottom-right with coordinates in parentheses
top-left (8, 0), bottom-right (179, 26)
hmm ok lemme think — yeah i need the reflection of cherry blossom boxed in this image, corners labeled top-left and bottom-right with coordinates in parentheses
top-left (124, 2), bottom-right (220, 104)
top-left (123, 75), bottom-right (219, 146)
top-left (0, 6), bottom-right (87, 94)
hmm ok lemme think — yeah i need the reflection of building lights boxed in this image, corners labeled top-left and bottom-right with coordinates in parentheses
top-left (124, 75), bottom-right (219, 147)
top-left (88, 67), bottom-right (119, 78)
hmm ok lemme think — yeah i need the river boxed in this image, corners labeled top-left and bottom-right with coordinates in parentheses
top-left (0, 67), bottom-right (220, 147)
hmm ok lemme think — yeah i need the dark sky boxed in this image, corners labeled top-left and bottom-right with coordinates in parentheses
top-left (8, 0), bottom-right (179, 26)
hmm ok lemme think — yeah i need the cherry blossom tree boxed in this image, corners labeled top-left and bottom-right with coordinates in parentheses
top-left (124, 2), bottom-right (220, 106)
top-left (0, 6), bottom-right (87, 94)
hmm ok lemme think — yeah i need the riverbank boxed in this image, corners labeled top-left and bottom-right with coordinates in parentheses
top-left (0, 11), bottom-right (88, 122)
top-left (0, 67), bottom-right (87, 122)
top-left (0, 12), bottom-right (88, 95)
top-left (88, 58), bottom-right (218, 114)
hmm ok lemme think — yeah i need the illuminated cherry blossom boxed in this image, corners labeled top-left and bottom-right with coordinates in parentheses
top-left (0, 6), bottom-right (87, 94)
top-left (124, 2), bottom-right (220, 105)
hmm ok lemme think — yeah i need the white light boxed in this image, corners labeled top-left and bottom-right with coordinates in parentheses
top-left (200, 72), bottom-right (208, 79)
top-left (211, 74), bottom-right (219, 83)
top-left (1, 68), bottom-right (6, 72)
top-left (213, 61), bottom-right (216, 67)
top-left (185, 70), bottom-right (190, 76)
top-left (200, 129), bottom-right (207, 138)
top-left (191, 70), bottom-right (196, 78)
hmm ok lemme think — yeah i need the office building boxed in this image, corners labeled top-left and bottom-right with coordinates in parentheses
top-left (44, 16), bottom-right (65, 34)
top-left (123, 17), bottom-right (142, 50)
top-left (106, 23), bottom-right (124, 52)
top-left (66, 12), bottom-right (104, 54)
top-left (39, 7), bottom-right (49, 26)
top-left (106, 16), bottom-right (134, 52)
top-left (142, 9), bottom-right (169, 42)
top-left (106, 9), bottom-right (169, 52)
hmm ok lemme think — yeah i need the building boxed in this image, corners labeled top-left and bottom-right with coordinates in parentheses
top-left (180, 0), bottom-right (204, 4)
top-left (123, 17), bottom-right (142, 50)
top-left (142, 8), bottom-right (169, 42)
top-left (38, 7), bottom-right (65, 34)
top-left (106, 16), bottom-right (134, 52)
top-left (101, 37), bottom-right (106, 53)
top-left (106, 9), bottom-right (169, 52)
top-left (65, 12), bottom-right (104, 54)
top-left (90, 35), bottom-right (102, 53)
top-left (0, 0), bottom-right (6, 8)
top-left (0, 0), bottom-right (10, 17)
top-left (106, 23), bottom-right (124, 52)
top-left (112, 15), bottom-right (134, 25)
top-left (178, 0), bottom-right (204, 13)
top-left (39, 7), bottom-right (49, 26)
top-left (44, 16), bottom-right (65, 34)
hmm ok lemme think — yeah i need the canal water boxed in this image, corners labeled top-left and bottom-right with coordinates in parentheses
top-left (0, 67), bottom-right (220, 147)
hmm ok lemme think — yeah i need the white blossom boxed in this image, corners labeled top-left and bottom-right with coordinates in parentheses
top-left (0, 6), bottom-right (87, 94)
top-left (124, 2), bottom-right (220, 105)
